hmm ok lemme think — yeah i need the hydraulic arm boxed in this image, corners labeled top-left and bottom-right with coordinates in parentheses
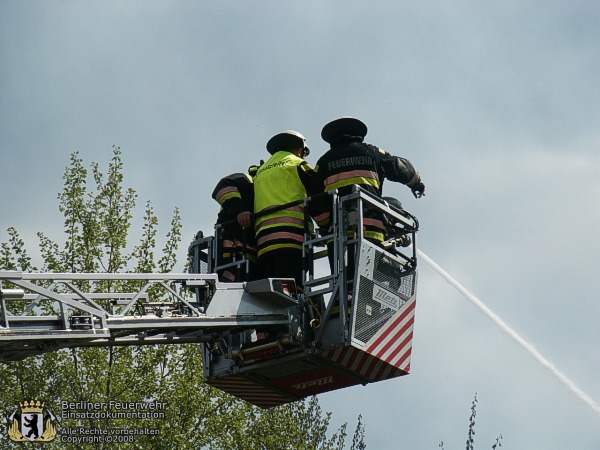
top-left (0, 272), bottom-right (294, 362)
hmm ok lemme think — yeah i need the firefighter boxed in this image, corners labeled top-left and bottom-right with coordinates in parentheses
top-left (314, 116), bottom-right (425, 268)
top-left (253, 130), bottom-right (318, 286)
top-left (211, 165), bottom-right (260, 282)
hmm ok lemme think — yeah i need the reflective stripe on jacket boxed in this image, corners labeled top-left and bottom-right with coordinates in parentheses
top-left (314, 139), bottom-right (419, 242)
top-left (253, 151), bottom-right (315, 258)
top-left (211, 172), bottom-right (254, 225)
top-left (211, 172), bottom-right (257, 261)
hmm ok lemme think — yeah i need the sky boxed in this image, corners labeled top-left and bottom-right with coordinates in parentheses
top-left (1, 1), bottom-right (600, 448)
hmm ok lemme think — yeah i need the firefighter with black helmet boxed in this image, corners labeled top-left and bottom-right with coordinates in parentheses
top-left (314, 117), bottom-right (425, 267)
top-left (253, 130), bottom-right (318, 286)
top-left (211, 164), bottom-right (260, 282)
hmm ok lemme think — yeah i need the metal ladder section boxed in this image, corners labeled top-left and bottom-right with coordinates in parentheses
top-left (0, 272), bottom-right (291, 362)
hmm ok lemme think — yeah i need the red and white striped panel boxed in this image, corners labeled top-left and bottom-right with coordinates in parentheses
top-left (364, 294), bottom-right (416, 373)
top-left (324, 344), bottom-right (405, 383)
top-left (207, 375), bottom-right (293, 408)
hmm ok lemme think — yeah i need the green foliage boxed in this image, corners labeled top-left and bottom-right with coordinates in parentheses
top-left (350, 414), bottom-right (366, 450)
top-left (466, 394), bottom-right (477, 450)
top-left (438, 395), bottom-right (502, 450)
top-left (0, 227), bottom-right (36, 314)
top-left (491, 434), bottom-right (502, 449)
top-left (132, 201), bottom-right (159, 274)
top-left (1, 226), bottom-right (36, 272)
top-left (0, 148), bottom-right (363, 449)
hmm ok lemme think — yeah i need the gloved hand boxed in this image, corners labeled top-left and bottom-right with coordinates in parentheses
top-left (411, 182), bottom-right (425, 199)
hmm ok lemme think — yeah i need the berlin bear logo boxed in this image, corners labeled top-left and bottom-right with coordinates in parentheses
top-left (6, 400), bottom-right (57, 442)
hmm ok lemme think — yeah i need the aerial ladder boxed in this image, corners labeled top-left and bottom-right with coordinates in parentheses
top-left (0, 188), bottom-right (419, 408)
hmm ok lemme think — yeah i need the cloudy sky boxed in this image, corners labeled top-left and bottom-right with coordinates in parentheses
top-left (2, 1), bottom-right (600, 448)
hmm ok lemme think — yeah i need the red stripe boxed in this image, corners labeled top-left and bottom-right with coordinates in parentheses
top-left (257, 231), bottom-right (304, 246)
top-left (256, 216), bottom-right (305, 228)
top-left (340, 347), bottom-right (357, 367)
top-left (355, 352), bottom-right (374, 375)
top-left (382, 326), bottom-right (413, 363)
top-left (322, 344), bottom-right (412, 384)
top-left (326, 347), bottom-right (343, 363)
top-left (363, 218), bottom-right (385, 229)
top-left (327, 347), bottom-right (366, 373)
top-left (331, 348), bottom-right (388, 383)
top-left (378, 363), bottom-right (399, 380)
top-left (354, 355), bottom-right (379, 378)
top-left (381, 329), bottom-right (413, 366)
top-left (393, 345), bottom-right (413, 372)
top-left (367, 298), bottom-right (416, 353)
top-left (372, 317), bottom-right (414, 360)
top-left (377, 364), bottom-right (395, 381)
top-left (208, 377), bottom-right (291, 406)
top-left (390, 331), bottom-right (414, 365)
top-left (324, 170), bottom-right (379, 186)
top-left (215, 186), bottom-right (239, 202)
top-left (349, 350), bottom-right (368, 373)
top-left (371, 359), bottom-right (388, 381)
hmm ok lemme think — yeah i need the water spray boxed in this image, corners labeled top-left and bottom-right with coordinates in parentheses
top-left (417, 249), bottom-right (600, 417)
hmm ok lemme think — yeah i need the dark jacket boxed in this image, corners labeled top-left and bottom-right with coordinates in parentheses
top-left (212, 172), bottom-right (254, 226)
top-left (314, 138), bottom-right (421, 241)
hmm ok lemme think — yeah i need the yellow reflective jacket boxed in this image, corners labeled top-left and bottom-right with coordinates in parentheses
top-left (253, 151), bottom-right (316, 258)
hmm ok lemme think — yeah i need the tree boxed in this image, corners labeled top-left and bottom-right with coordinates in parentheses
top-left (438, 394), bottom-right (502, 450)
top-left (0, 147), bottom-right (364, 449)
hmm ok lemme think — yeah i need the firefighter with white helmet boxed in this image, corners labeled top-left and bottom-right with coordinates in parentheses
top-left (253, 130), bottom-right (318, 286)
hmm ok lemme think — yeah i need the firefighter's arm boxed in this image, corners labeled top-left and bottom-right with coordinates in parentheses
top-left (377, 147), bottom-right (425, 198)
top-left (214, 174), bottom-right (253, 210)
top-left (298, 162), bottom-right (331, 226)
top-left (297, 161), bottom-right (319, 196)
top-left (312, 163), bottom-right (331, 228)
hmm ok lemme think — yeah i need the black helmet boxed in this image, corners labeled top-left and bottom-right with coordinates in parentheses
top-left (266, 130), bottom-right (310, 156)
top-left (321, 117), bottom-right (368, 144)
